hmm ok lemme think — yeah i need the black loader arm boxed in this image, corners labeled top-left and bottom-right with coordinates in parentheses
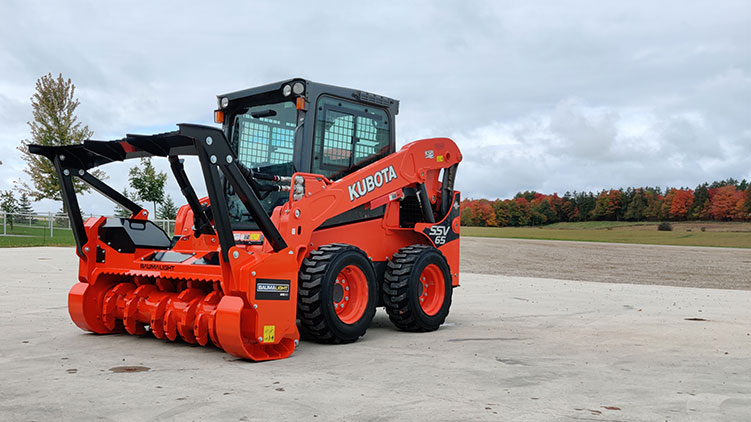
top-left (29, 124), bottom-right (287, 259)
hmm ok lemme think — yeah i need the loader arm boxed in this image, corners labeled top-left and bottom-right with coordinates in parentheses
top-left (29, 124), bottom-right (287, 259)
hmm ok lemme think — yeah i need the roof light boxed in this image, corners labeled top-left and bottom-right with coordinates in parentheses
top-left (220, 97), bottom-right (229, 108)
top-left (292, 82), bottom-right (305, 95)
top-left (282, 84), bottom-right (292, 97)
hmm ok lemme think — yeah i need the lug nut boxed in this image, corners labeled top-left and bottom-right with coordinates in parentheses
top-left (345, 296), bottom-right (349, 301)
top-left (258, 337), bottom-right (263, 342)
top-left (345, 286), bottom-right (349, 291)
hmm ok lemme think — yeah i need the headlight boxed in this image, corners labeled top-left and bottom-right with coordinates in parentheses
top-left (282, 84), bottom-right (292, 97)
top-left (292, 82), bottom-right (305, 95)
top-left (220, 97), bottom-right (229, 108)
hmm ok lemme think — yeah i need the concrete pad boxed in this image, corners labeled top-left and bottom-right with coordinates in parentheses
top-left (1, 247), bottom-right (750, 421)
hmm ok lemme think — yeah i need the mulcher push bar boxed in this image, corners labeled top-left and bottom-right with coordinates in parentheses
top-left (29, 123), bottom-right (288, 258)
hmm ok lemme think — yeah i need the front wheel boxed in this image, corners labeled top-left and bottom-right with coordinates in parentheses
top-left (297, 244), bottom-right (377, 343)
top-left (383, 244), bottom-right (453, 332)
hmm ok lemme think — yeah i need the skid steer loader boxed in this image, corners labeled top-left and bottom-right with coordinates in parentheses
top-left (31, 79), bottom-right (462, 361)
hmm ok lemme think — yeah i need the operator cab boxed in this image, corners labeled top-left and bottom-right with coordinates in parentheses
top-left (216, 79), bottom-right (399, 226)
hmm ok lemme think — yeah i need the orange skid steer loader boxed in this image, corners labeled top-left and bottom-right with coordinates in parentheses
top-left (31, 79), bottom-right (462, 361)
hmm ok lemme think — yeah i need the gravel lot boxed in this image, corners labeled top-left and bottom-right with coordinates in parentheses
top-left (462, 237), bottom-right (751, 290)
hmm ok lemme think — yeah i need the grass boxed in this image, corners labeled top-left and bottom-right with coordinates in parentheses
top-left (0, 225), bottom-right (76, 247)
top-left (462, 221), bottom-right (751, 249)
top-left (1, 219), bottom-right (749, 249)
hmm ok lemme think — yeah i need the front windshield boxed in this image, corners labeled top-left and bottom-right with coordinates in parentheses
top-left (227, 100), bottom-right (297, 225)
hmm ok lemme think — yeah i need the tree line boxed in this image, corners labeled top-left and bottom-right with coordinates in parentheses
top-left (460, 179), bottom-right (751, 227)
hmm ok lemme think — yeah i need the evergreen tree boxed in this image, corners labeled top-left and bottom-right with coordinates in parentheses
top-left (624, 189), bottom-right (647, 221)
top-left (17, 73), bottom-right (106, 201)
top-left (157, 195), bottom-right (178, 220)
top-left (16, 193), bottom-right (34, 215)
top-left (114, 187), bottom-right (141, 218)
top-left (691, 183), bottom-right (710, 219)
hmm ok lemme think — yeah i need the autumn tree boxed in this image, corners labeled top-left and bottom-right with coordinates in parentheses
top-left (593, 189), bottom-right (625, 220)
top-left (17, 73), bottom-right (105, 201)
top-left (460, 200), bottom-right (475, 226)
top-left (708, 185), bottom-right (744, 221)
top-left (492, 200), bottom-right (510, 227)
top-left (668, 189), bottom-right (693, 220)
top-left (129, 158), bottom-right (167, 216)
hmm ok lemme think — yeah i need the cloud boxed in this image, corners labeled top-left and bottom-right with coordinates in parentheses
top-left (0, 0), bottom-right (749, 214)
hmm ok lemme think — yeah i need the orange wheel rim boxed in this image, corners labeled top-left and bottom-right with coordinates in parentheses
top-left (418, 264), bottom-right (445, 316)
top-left (333, 265), bottom-right (369, 324)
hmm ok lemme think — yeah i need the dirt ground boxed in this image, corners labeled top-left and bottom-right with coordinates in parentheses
top-left (461, 237), bottom-right (751, 290)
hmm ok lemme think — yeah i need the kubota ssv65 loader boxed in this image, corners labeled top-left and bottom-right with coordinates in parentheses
top-left (31, 79), bottom-right (462, 361)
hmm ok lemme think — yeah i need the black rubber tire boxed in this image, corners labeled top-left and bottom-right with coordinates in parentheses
top-left (297, 243), bottom-right (377, 343)
top-left (383, 244), bottom-right (453, 332)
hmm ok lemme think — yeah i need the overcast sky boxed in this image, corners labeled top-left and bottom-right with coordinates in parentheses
top-left (1, 1), bottom-right (749, 214)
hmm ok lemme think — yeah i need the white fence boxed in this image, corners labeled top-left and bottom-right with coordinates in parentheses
top-left (1, 212), bottom-right (176, 238)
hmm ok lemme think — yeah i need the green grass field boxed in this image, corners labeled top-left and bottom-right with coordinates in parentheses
top-left (0, 225), bottom-right (76, 247)
top-left (2, 220), bottom-right (749, 249)
top-left (462, 221), bottom-right (751, 249)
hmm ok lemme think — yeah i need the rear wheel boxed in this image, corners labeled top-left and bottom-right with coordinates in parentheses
top-left (297, 244), bottom-right (377, 343)
top-left (383, 244), bottom-right (453, 332)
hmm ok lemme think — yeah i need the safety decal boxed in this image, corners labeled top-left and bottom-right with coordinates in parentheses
top-left (263, 325), bottom-right (275, 343)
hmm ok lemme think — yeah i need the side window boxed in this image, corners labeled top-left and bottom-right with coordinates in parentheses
top-left (312, 96), bottom-right (390, 179)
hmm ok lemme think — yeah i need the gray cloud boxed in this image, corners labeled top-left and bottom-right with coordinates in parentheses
top-left (0, 0), bottom-right (749, 213)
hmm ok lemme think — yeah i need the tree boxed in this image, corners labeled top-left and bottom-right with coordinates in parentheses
top-left (157, 195), bottom-right (179, 220)
top-left (460, 200), bottom-right (475, 226)
top-left (624, 189), bottom-right (647, 221)
top-left (742, 186), bottom-right (751, 221)
top-left (0, 191), bottom-right (18, 230)
top-left (691, 183), bottom-right (710, 220)
top-left (129, 158), bottom-right (167, 216)
top-left (668, 189), bottom-right (693, 220)
top-left (114, 187), bottom-right (142, 218)
top-left (16, 193), bottom-right (35, 215)
top-left (708, 185), bottom-right (744, 221)
top-left (593, 189), bottom-right (625, 220)
top-left (492, 200), bottom-right (511, 227)
top-left (17, 73), bottom-right (105, 201)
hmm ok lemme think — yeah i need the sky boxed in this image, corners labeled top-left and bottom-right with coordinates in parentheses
top-left (0, 1), bottom-right (749, 215)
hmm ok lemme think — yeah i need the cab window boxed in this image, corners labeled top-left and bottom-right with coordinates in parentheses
top-left (312, 96), bottom-right (390, 179)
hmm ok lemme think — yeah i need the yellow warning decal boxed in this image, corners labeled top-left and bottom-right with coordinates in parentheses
top-left (436, 155), bottom-right (444, 163)
top-left (249, 233), bottom-right (262, 241)
top-left (263, 325), bottom-right (275, 343)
